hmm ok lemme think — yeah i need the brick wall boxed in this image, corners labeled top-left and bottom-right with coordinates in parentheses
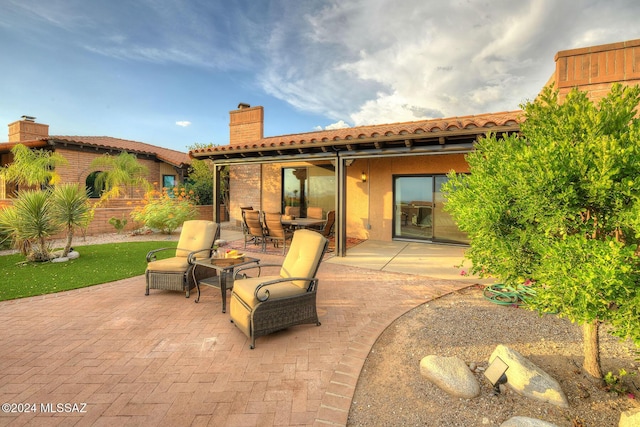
top-left (554, 39), bottom-right (640, 102)
top-left (1, 198), bottom-right (216, 237)
top-left (229, 164), bottom-right (261, 227)
top-left (54, 147), bottom-right (164, 198)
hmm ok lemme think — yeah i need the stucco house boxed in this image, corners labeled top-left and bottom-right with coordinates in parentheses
top-left (0, 117), bottom-right (194, 234)
top-left (191, 38), bottom-right (640, 256)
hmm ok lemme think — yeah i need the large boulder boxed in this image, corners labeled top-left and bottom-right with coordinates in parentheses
top-left (490, 345), bottom-right (568, 408)
top-left (619, 407), bottom-right (640, 427)
top-left (420, 355), bottom-right (480, 399)
top-left (500, 416), bottom-right (559, 427)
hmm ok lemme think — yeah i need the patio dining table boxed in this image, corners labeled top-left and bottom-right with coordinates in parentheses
top-left (280, 217), bottom-right (324, 229)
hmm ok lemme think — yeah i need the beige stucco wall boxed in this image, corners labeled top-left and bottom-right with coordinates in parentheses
top-left (347, 154), bottom-right (469, 240)
top-left (228, 153), bottom-right (469, 241)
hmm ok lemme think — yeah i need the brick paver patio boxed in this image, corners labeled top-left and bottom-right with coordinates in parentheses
top-left (0, 252), bottom-right (470, 426)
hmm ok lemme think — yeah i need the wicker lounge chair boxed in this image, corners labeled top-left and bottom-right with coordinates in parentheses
top-left (229, 229), bottom-right (329, 349)
top-left (145, 220), bottom-right (218, 297)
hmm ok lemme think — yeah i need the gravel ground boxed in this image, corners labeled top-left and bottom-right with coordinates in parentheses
top-left (347, 286), bottom-right (640, 427)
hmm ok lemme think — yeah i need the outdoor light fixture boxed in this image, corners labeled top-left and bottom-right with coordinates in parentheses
top-left (361, 172), bottom-right (367, 182)
top-left (484, 356), bottom-right (509, 395)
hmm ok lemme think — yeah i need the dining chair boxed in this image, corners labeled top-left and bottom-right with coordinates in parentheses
top-left (243, 210), bottom-right (267, 252)
top-left (263, 212), bottom-right (293, 255)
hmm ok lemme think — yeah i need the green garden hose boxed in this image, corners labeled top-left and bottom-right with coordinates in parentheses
top-left (483, 283), bottom-right (536, 306)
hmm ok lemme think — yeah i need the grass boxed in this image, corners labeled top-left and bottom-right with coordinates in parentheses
top-left (0, 241), bottom-right (177, 301)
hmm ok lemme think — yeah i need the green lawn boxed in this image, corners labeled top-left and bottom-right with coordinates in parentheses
top-left (0, 241), bottom-right (178, 301)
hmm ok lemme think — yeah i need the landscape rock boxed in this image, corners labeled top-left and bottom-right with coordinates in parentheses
top-left (67, 251), bottom-right (80, 259)
top-left (489, 345), bottom-right (569, 408)
top-left (420, 354), bottom-right (480, 398)
top-left (619, 407), bottom-right (640, 427)
top-left (500, 416), bottom-right (559, 427)
top-left (51, 256), bottom-right (69, 263)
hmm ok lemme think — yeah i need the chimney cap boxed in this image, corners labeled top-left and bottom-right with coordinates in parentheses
top-left (237, 103), bottom-right (251, 109)
top-left (21, 115), bottom-right (36, 122)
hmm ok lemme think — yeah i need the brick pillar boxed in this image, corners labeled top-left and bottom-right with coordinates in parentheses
top-left (229, 104), bottom-right (264, 144)
top-left (8, 117), bottom-right (49, 142)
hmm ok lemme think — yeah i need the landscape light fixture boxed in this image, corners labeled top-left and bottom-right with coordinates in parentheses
top-left (361, 172), bottom-right (367, 182)
top-left (484, 356), bottom-right (509, 395)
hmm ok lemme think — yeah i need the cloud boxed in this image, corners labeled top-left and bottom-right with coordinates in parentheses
top-left (314, 120), bottom-right (351, 131)
top-left (175, 121), bottom-right (191, 127)
top-left (259, 0), bottom-right (640, 125)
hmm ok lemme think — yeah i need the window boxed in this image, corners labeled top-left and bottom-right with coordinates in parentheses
top-left (163, 175), bottom-right (176, 189)
top-left (85, 171), bottom-right (105, 199)
top-left (282, 165), bottom-right (335, 217)
top-left (393, 175), bottom-right (468, 244)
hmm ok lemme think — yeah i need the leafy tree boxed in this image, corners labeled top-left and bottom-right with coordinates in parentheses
top-left (51, 183), bottom-right (92, 257)
top-left (89, 151), bottom-right (150, 200)
top-left (443, 84), bottom-right (640, 378)
top-left (0, 144), bottom-right (67, 189)
top-left (186, 143), bottom-right (229, 208)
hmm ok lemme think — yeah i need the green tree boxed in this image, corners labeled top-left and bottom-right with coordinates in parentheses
top-left (0, 144), bottom-right (67, 189)
top-left (89, 151), bottom-right (150, 200)
top-left (51, 183), bottom-right (92, 257)
top-left (443, 84), bottom-right (640, 378)
top-left (186, 143), bottom-right (229, 209)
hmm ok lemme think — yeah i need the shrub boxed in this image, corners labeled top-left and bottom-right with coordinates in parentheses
top-left (130, 186), bottom-right (197, 234)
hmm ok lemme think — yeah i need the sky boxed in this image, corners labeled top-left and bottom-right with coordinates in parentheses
top-left (0, 0), bottom-right (639, 153)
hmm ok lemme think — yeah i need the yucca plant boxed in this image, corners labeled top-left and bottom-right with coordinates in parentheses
top-left (0, 205), bottom-right (31, 255)
top-left (51, 183), bottom-right (92, 257)
top-left (1, 190), bottom-right (60, 261)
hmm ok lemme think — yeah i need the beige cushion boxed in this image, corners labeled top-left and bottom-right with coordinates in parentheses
top-left (280, 230), bottom-right (327, 288)
top-left (233, 275), bottom-right (305, 308)
top-left (147, 257), bottom-right (190, 273)
top-left (175, 220), bottom-right (216, 258)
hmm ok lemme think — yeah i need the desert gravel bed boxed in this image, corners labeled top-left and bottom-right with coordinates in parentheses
top-left (347, 286), bottom-right (639, 427)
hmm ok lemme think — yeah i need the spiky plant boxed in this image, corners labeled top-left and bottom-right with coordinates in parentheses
top-left (51, 183), bottom-right (92, 256)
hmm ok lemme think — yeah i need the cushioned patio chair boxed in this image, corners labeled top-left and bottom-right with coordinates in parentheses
top-left (243, 210), bottom-right (268, 252)
top-left (263, 212), bottom-right (293, 255)
top-left (230, 229), bottom-right (329, 349)
top-left (145, 220), bottom-right (218, 297)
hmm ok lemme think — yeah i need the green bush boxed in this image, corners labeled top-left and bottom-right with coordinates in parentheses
top-left (443, 83), bottom-right (640, 378)
top-left (130, 186), bottom-right (197, 234)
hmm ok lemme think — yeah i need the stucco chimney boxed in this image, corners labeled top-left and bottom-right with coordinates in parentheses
top-left (229, 104), bottom-right (263, 145)
top-left (8, 116), bottom-right (49, 142)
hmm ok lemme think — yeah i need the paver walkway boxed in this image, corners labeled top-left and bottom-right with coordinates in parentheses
top-left (0, 250), bottom-right (473, 426)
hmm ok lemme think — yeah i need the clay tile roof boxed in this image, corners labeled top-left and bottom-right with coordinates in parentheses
top-left (50, 136), bottom-right (190, 167)
top-left (0, 136), bottom-right (190, 167)
top-left (191, 110), bottom-right (524, 160)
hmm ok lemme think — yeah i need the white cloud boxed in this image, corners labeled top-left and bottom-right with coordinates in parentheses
top-left (175, 121), bottom-right (191, 127)
top-left (260, 0), bottom-right (640, 125)
top-left (314, 120), bottom-right (351, 131)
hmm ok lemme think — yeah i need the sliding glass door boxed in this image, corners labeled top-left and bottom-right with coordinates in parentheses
top-left (282, 165), bottom-right (335, 217)
top-left (393, 175), bottom-right (467, 244)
